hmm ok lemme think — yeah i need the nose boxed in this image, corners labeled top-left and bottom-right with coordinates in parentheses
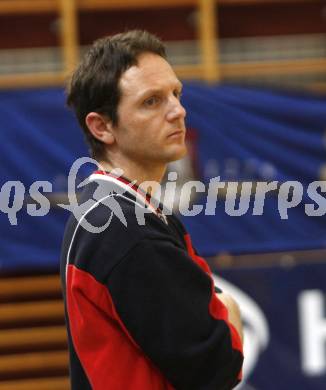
top-left (166, 96), bottom-right (187, 122)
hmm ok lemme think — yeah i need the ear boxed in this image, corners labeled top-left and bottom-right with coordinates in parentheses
top-left (85, 112), bottom-right (115, 145)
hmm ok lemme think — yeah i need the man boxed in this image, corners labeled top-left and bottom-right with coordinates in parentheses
top-left (61, 30), bottom-right (243, 390)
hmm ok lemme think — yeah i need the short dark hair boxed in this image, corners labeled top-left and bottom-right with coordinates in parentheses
top-left (66, 30), bottom-right (167, 160)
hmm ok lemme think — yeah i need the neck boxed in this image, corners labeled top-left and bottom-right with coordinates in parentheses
top-left (98, 155), bottom-right (166, 196)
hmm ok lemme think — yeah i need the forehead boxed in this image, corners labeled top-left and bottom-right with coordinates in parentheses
top-left (119, 53), bottom-right (181, 98)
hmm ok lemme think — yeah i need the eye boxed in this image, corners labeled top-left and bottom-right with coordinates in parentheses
top-left (144, 96), bottom-right (160, 107)
top-left (173, 89), bottom-right (182, 100)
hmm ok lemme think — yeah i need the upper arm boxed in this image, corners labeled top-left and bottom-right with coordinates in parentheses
top-left (107, 238), bottom-right (243, 390)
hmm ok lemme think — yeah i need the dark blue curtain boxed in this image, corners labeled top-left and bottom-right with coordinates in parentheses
top-left (1, 85), bottom-right (326, 270)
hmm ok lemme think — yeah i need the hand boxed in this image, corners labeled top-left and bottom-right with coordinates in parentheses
top-left (217, 292), bottom-right (243, 343)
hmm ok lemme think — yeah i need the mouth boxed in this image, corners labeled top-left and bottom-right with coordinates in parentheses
top-left (168, 129), bottom-right (185, 138)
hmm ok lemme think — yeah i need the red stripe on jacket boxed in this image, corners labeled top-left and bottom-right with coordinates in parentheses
top-left (183, 233), bottom-right (243, 381)
top-left (66, 264), bottom-right (174, 390)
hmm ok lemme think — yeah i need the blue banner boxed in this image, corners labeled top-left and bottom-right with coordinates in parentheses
top-left (0, 88), bottom-right (88, 271)
top-left (211, 259), bottom-right (326, 389)
top-left (181, 84), bottom-right (326, 256)
top-left (1, 85), bottom-right (326, 270)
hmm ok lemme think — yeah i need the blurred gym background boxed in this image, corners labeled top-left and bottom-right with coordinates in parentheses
top-left (1, 1), bottom-right (326, 389)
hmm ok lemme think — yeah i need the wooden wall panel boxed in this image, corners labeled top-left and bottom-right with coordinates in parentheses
top-left (78, 7), bottom-right (197, 45)
top-left (0, 2), bottom-right (325, 49)
top-left (0, 14), bottom-right (59, 49)
top-left (219, 1), bottom-right (326, 37)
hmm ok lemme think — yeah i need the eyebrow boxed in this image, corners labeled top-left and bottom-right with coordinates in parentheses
top-left (137, 82), bottom-right (183, 101)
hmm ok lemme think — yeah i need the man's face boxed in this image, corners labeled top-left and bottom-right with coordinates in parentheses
top-left (112, 53), bottom-right (187, 166)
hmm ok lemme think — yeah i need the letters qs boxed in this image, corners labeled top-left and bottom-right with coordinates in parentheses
top-left (213, 275), bottom-right (270, 385)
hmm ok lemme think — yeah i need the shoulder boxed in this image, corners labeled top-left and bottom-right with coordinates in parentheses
top-left (61, 180), bottom-right (181, 282)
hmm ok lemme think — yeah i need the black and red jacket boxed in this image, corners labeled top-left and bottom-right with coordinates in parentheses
top-left (60, 171), bottom-right (243, 390)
